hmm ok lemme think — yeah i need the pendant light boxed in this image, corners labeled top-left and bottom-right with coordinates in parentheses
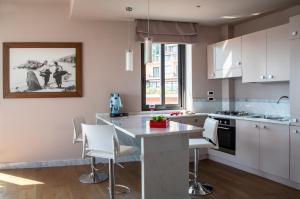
top-left (125, 7), bottom-right (133, 71)
top-left (144, 0), bottom-right (152, 64)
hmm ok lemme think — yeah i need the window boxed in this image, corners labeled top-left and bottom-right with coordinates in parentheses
top-left (153, 67), bottom-right (160, 77)
top-left (142, 43), bottom-right (185, 110)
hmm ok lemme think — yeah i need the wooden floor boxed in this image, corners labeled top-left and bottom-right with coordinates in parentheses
top-left (0, 160), bottom-right (300, 199)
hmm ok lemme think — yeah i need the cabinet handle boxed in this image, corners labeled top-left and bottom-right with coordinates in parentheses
top-left (292, 130), bottom-right (299, 134)
top-left (292, 31), bottom-right (298, 36)
top-left (236, 61), bottom-right (242, 66)
top-left (218, 126), bottom-right (230, 130)
top-left (268, 75), bottom-right (274, 79)
top-left (292, 118), bottom-right (298, 123)
top-left (262, 125), bottom-right (267, 129)
top-left (254, 124), bottom-right (259, 128)
top-left (260, 75), bottom-right (266, 79)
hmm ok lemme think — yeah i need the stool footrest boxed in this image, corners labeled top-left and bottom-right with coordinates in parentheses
top-left (79, 171), bottom-right (108, 184)
top-left (108, 184), bottom-right (131, 194)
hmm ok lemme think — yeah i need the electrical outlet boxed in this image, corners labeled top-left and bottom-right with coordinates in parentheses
top-left (207, 91), bottom-right (214, 96)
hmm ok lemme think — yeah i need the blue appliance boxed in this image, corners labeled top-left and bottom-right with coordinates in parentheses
top-left (109, 93), bottom-right (128, 117)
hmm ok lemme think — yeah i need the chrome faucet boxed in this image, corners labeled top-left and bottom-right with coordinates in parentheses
top-left (277, 96), bottom-right (289, 104)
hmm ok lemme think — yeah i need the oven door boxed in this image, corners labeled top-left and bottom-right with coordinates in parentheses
top-left (217, 125), bottom-right (236, 155)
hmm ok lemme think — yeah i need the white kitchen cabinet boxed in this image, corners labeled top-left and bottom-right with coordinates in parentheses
top-left (242, 24), bottom-right (289, 83)
top-left (242, 30), bottom-right (267, 83)
top-left (267, 24), bottom-right (290, 81)
top-left (290, 126), bottom-right (300, 183)
top-left (207, 44), bottom-right (216, 79)
top-left (290, 15), bottom-right (300, 40)
top-left (290, 29), bottom-right (300, 126)
top-left (215, 37), bottom-right (242, 78)
top-left (259, 123), bottom-right (289, 179)
top-left (236, 120), bottom-right (260, 169)
top-left (207, 38), bottom-right (242, 79)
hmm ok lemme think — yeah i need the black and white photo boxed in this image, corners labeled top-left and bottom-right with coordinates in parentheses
top-left (3, 42), bottom-right (82, 98)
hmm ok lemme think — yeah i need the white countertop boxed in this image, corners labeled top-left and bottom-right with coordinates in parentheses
top-left (96, 113), bottom-right (204, 138)
top-left (208, 113), bottom-right (290, 125)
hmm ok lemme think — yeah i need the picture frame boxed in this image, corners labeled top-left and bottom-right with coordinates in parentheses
top-left (3, 42), bottom-right (82, 98)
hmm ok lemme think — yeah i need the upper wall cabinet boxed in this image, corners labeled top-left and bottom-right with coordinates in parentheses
top-left (207, 37), bottom-right (242, 79)
top-left (207, 44), bottom-right (216, 79)
top-left (290, 15), bottom-right (300, 40)
top-left (242, 24), bottom-right (290, 83)
top-left (242, 30), bottom-right (267, 83)
top-left (266, 24), bottom-right (290, 82)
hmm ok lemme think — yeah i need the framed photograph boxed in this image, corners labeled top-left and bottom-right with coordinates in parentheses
top-left (3, 42), bottom-right (82, 98)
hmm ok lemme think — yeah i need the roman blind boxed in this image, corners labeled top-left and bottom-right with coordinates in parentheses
top-left (135, 19), bottom-right (198, 43)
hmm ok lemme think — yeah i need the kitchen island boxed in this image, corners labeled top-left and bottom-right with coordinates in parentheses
top-left (96, 114), bottom-right (203, 199)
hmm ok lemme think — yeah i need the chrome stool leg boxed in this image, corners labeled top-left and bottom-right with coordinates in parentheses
top-left (189, 148), bottom-right (213, 196)
top-left (108, 159), bottom-right (131, 199)
top-left (79, 157), bottom-right (109, 184)
top-left (109, 159), bottom-right (115, 199)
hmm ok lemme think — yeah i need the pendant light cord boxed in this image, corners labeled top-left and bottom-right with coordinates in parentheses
top-left (147, 0), bottom-right (150, 38)
top-left (128, 9), bottom-right (131, 49)
top-left (126, 7), bottom-right (133, 50)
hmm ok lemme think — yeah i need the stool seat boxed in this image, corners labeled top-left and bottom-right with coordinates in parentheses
top-left (189, 138), bottom-right (214, 149)
top-left (82, 124), bottom-right (136, 199)
top-left (119, 145), bottom-right (136, 157)
top-left (74, 136), bottom-right (83, 143)
top-left (72, 116), bottom-right (108, 184)
top-left (188, 118), bottom-right (218, 196)
top-left (86, 145), bottom-right (136, 159)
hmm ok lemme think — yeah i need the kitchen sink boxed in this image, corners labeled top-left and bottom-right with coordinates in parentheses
top-left (246, 115), bottom-right (289, 121)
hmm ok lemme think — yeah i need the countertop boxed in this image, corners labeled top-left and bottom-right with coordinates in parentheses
top-left (207, 113), bottom-right (290, 125)
top-left (96, 113), bottom-right (204, 138)
top-left (162, 112), bottom-right (290, 125)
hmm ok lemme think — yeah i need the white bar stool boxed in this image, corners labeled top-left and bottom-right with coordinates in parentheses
top-left (189, 117), bottom-right (219, 196)
top-left (82, 124), bottom-right (136, 199)
top-left (72, 116), bottom-right (108, 184)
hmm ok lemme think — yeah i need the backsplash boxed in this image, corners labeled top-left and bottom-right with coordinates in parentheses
top-left (192, 98), bottom-right (222, 113)
top-left (234, 99), bottom-right (290, 117)
top-left (192, 98), bottom-right (290, 117)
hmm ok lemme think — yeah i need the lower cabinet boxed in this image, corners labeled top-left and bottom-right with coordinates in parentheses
top-left (259, 123), bottom-right (289, 179)
top-left (236, 120), bottom-right (289, 179)
top-left (236, 120), bottom-right (260, 169)
top-left (290, 126), bottom-right (300, 183)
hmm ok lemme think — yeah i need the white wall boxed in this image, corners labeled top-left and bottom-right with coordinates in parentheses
top-left (192, 26), bottom-right (222, 99)
top-left (0, 3), bottom-right (142, 163)
top-left (234, 5), bottom-right (300, 36)
top-left (0, 2), bottom-right (222, 163)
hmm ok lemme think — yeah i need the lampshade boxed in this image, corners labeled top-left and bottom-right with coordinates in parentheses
top-left (126, 49), bottom-right (133, 71)
top-left (144, 37), bottom-right (152, 64)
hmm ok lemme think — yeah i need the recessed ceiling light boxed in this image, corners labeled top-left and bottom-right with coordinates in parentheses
top-left (221, 16), bottom-right (239, 19)
top-left (252, 12), bottom-right (261, 16)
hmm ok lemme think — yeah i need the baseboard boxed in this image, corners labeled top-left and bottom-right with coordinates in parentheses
top-left (0, 156), bottom-right (140, 170)
top-left (209, 154), bottom-right (300, 191)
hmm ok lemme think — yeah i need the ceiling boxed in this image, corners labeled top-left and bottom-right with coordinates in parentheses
top-left (1, 0), bottom-right (299, 25)
top-left (0, 0), bottom-right (69, 3)
top-left (70, 0), bottom-right (300, 25)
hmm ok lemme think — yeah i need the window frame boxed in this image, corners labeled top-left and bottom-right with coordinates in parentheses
top-left (141, 43), bottom-right (186, 111)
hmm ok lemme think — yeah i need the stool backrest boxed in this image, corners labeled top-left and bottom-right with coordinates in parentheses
top-left (81, 124), bottom-right (120, 159)
top-left (203, 118), bottom-right (219, 148)
top-left (72, 116), bottom-right (86, 143)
